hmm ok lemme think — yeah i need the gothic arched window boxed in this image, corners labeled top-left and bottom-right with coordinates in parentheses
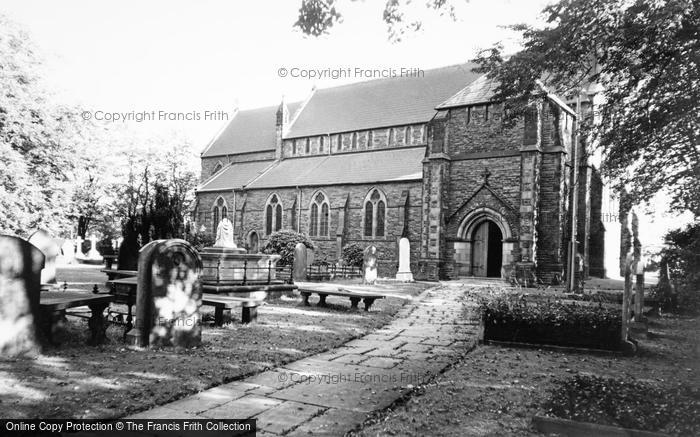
top-left (363, 189), bottom-right (387, 238)
top-left (309, 191), bottom-right (330, 237)
top-left (351, 132), bottom-right (358, 149)
top-left (265, 194), bottom-right (283, 235)
top-left (211, 196), bottom-right (228, 235)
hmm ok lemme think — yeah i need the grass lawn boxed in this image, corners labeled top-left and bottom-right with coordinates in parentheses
top-left (0, 265), bottom-right (434, 419)
top-left (353, 296), bottom-right (700, 436)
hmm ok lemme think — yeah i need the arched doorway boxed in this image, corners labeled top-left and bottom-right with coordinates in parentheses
top-left (248, 231), bottom-right (259, 253)
top-left (470, 220), bottom-right (503, 277)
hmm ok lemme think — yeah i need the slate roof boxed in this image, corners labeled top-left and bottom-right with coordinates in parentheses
top-left (244, 147), bottom-right (425, 189)
top-left (198, 160), bottom-right (275, 192)
top-left (201, 102), bottom-right (302, 157)
top-left (436, 74), bottom-right (498, 109)
top-left (285, 64), bottom-right (481, 139)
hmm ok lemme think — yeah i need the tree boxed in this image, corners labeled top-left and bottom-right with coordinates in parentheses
top-left (471, 0), bottom-right (700, 216)
top-left (294, 0), bottom-right (459, 41)
top-left (294, 0), bottom-right (700, 216)
top-left (0, 15), bottom-right (94, 236)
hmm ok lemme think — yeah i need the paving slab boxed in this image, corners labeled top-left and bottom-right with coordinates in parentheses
top-left (125, 283), bottom-right (482, 435)
top-left (254, 400), bottom-right (325, 435)
top-left (200, 394), bottom-right (282, 419)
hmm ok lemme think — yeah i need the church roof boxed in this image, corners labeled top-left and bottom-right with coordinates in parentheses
top-left (201, 102), bottom-right (302, 158)
top-left (436, 74), bottom-right (498, 109)
top-left (286, 64), bottom-right (481, 139)
top-left (244, 147), bottom-right (425, 189)
top-left (198, 160), bottom-right (275, 192)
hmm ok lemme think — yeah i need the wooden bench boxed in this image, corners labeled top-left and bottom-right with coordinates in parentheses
top-left (40, 292), bottom-right (114, 345)
top-left (201, 293), bottom-right (262, 325)
top-left (101, 269), bottom-right (137, 284)
top-left (105, 277), bottom-right (138, 335)
top-left (202, 282), bottom-right (297, 295)
top-left (298, 287), bottom-right (385, 311)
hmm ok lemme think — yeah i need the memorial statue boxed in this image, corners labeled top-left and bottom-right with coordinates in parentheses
top-left (214, 217), bottom-right (237, 248)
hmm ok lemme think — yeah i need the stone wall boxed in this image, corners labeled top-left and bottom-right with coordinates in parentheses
top-left (200, 151), bottom-right (276, 181)
top-left (195, 181), bottom-right (423, 277)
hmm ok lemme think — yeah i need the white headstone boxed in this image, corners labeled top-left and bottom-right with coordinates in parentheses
top-left (395, 238), bottom-right (414, 282)
top-left (363, 245), bottom-right (378, 285)
top-left (28, 230), bottom-right (60, 285)
top-left (60, 240), bottom-right (76, 264)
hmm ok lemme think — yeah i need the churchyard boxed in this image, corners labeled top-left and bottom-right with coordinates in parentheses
top-left (1, 219), bottom-right (698, 435)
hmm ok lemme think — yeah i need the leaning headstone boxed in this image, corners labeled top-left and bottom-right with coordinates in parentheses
top-left (60, 240), bottom-right (76, 265)
top-left (126, 239), bottom-right (203, 348)
top-left (395, 238), bottom-right (414, 281)
top-left (292, 243), bottom-right (307, 282)
top-left (0, 235), bottom-right (45, 356)
top-left (363, 245), bottom-right (378, 285)
top-left (28, 230), bottom-right (60, 285)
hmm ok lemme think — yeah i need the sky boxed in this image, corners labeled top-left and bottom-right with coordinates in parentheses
top-left (2, 0), bottom-right (552, 145)
top-left (2, 0), bottom-right (692, 275)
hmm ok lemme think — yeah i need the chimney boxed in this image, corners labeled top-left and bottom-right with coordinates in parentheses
top-left (275, 96), bottom-right (289, 160)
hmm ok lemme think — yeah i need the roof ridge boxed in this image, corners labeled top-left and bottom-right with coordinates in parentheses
top-left (311, 62), bottom-right (476, 92)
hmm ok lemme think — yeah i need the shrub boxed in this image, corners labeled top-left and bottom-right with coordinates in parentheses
top-left (341, 242), bottom-right (364, 267)
top-left (262, 230), bottom-right (314, 265)
top-left (479, 294), bottom-right (622, 350)
top-left (185, 231), bottom-right (215, 251)
top-left (653, 222), bottom-right (700, 314)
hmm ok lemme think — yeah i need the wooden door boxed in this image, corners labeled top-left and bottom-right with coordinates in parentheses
top-left (471, 221), bottom-right (489, 276)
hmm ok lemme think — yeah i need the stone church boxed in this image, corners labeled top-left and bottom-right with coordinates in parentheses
top-left (195, 64), bottom-right (605, 281)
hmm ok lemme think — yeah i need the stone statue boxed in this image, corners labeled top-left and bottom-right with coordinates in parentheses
top-left (214, 217), bottom-right (236, 248)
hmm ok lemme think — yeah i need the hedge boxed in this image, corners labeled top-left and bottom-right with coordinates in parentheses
top-left (479, 295), bottom-right (622, 351)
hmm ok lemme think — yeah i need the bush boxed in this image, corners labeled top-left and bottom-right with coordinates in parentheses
top-left (545, 374), bottom-right (700, 436)
top-left (262, 230), bottom-right (314, 265)
top-left (341, 243), bottom-right (364, 268)
top-left (653, 222), bottom-right (700, 314)
top-left (185, 231), bottom-right (215, 251)
top-left (479, 294), bottom-right (622, 350)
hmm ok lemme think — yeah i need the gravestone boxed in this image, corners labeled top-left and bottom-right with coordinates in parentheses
top-left (363, 245), bottom-right (378, 285)
top-left (126, 239), bottom-right (203, 348)
top-left (61, 240), bottom-right (76, 265)
top-left (292, 243), bottom-right (307, 282)
top-left (28, 230), bottom-right (60, 285)
top-left (395, 238), bottom-right (414, 282)
top-left (0, 235), bottom-right (45, 356)
top-left (75, 236), bottom-right (85, 257)
top-left (306, 248), bottom-right (315, 267)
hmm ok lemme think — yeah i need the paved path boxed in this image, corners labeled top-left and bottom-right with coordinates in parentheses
top-left (126, 282), bottom-right (481, 436)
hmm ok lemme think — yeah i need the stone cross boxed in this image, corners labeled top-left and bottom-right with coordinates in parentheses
top-left (363, 245), bottom-right (378, 285)
top-left (292, 243), bottom-right (307, 282)
top-left (0, 235), bottom-right (45, 357)
top-left (126, 239), bottom-right (203, 348)
top-left (395, 238), bottom-right (414, 282)
top-left (28, 230), bottom-right (60, 285)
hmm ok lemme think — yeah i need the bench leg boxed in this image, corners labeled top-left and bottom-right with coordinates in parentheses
top-left (301, 292), bottom-right (311, 306)
top-left (242, 307), bottom-right (257, 324)
top-left (363, 298), bottom-right (375, 311)
top-left (349, 297), bottom-right (361, 310)
top-left (214, 307), bottom-right (224, 326)
top-left (318, 294), bottom-right (328, 307)
top-left (87, 302), bottom-right (109, 345)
